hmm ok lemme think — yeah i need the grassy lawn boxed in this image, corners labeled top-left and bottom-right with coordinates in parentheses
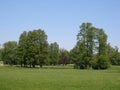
top-left (0, 66), bottom-right (120, 90)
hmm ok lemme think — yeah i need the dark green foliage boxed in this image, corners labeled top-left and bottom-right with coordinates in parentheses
top-left (1, 22), bottom-right (120, 69)
top-left (16, 29), bottom-right (48, 68)
top-left (70, 22), bottom-right (110, 69)
top-left (98, 29), bottom-right (107, 55)
top-left (107, 45), bottom-right (120, 65)
top-left (97, 55), bottom-right (110, 69)
top-left (16, 31), bottom-right (28, 67)
top-left (59, 49), bottom-right (69, 65)
top-left (2, 41), bottom-right (17, 65)
top-left (92, 55), bottom-right (110, 69)
top-left (49, 42), bottom-right (59, 65)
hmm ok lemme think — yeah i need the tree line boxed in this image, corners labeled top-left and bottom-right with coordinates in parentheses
top-left (0, 22), bottom-right (120, 69)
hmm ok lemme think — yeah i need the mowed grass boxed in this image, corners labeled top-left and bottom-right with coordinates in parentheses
top-left (0, 66), bottom-right (120, 90)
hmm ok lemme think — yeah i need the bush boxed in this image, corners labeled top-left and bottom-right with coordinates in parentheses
top-left (74, 64), bottom-right (79, 69)
top-left (92, 55), bottom-right (110, 70)
top-left (97, 55), bottom-right (110, 69)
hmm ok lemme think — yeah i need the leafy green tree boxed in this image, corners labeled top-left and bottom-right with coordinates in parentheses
top-left (59, 48), bottom-right (69, 65)
top-left (76, 23), bottom-right (94, 69)
top-left (71, 22), bottom-right (109, 69)
top-left (17, 31), bottom-right (28, 67)
top-left (107, 46), bottom-right (120, 65)
top-left (95, 29), bottom-right (110, 69)
top-left (2, 41), bottom-right (17, 65)
top-left (49, 42), bottom-right (59, 65)
top-left (26, 31), bottom-right (38, 67)
top-left (33, 30), bottom-right (48, 67)
top-left (113, 46), bottom-right (120, 65)
top-left (97, 55), bottom-right (110, 69)
top-left (69, 45), bottom-right (79, 66)
top-left (98, 29), bottom-right (107, 55)
top-left (17, 29), bottom-right (48, 68)
top-left (70, 42), bottom-right (87, 69)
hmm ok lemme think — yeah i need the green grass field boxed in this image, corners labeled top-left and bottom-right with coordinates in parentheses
top-left (0, 66), bottom-right (120, 90)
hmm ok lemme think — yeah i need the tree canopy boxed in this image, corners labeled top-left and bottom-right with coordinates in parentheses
top-left (70, 22), bottom-right (110, 69)
top-left (0, 22), bottom-right (120, 69)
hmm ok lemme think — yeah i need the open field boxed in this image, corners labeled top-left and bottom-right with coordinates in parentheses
top-left (0, 66), bottom-right (120, 90)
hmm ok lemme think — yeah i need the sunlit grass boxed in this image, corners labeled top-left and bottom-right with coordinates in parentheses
top-left (0, 66), bottom-right (120, 90)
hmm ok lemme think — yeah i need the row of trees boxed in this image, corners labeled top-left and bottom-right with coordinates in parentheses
top-left (0, 22), bottom-right (120, 69)
top-left (0, 30), bottom-right (69, 68)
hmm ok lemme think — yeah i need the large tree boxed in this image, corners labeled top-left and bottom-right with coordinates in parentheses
top-left (96, 29), bottom-right (110, 69)
top-left (17, 29), bottom-right (48, 68)
top-left (33, 30), bottom-right (48, 68)
top-left (71, 22), bottom-right (109, 69)
top-left (76, 23), bottom-right (94, 69)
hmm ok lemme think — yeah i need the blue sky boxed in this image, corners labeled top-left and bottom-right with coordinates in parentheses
top-left (0, 0), bottom-right (120, 50)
